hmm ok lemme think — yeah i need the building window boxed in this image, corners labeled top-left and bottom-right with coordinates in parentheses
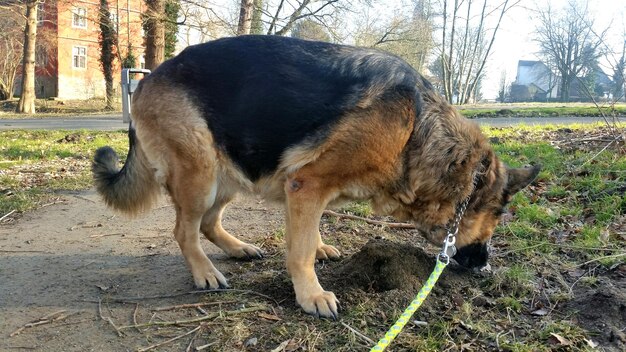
top-left (72, 46), bottom-right (87, 69)
top-left (139, 54), bottom-right (145, 69)
top-left (37, 2), bottom-right (44, 26)
top-left (110, 12), bottom-right (119, 32)
top-left (72, 7), bottom-right (87, 28)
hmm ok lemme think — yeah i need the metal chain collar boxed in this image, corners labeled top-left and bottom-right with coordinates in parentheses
top-left (438, 174), bottom-right (477, 265)
top-left (438, 196), bottom-right (470, 264)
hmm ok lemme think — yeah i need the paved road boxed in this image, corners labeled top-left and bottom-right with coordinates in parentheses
top-left (0, 114), bottom-right (621, 130)
top-left (0, 115), bottom-right (128, 131)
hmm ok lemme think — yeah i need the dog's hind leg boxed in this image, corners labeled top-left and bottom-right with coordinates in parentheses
top-left (200, 195), bottom-right (264, 259)
top-left (284, 176), bottom-right (339, 319)
top-left (168, 159), bottom-right (229, 289)
top-left (316, 232), bottom-right (341, 260)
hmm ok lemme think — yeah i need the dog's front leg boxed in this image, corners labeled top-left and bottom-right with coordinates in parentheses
top-left (285, 177), bottom-right (339, 319)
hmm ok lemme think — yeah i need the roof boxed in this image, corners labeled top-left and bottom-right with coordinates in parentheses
top-left (518, 60), bottom-right (542, 67)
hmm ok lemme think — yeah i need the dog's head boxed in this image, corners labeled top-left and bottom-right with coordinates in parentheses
top-left (446, 163), bottom-right (541, 269)
top-left (392, 158), bottom-right (540, 269)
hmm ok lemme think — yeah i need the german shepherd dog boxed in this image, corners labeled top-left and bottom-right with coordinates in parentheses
top-left (93, 35), bottom-right (539, 319)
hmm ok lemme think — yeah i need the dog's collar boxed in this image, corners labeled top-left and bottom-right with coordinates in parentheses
top-left (439, 173), bottom-right (477, 263)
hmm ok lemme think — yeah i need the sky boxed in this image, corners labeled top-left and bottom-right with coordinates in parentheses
top-left (481, 0), bottom-right (626, 99)
top-left (177, 0), bottom-right (626, 101)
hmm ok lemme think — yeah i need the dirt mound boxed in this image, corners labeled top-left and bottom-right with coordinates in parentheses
top-left (564, 286), bottom-right (626, 349)
top-left (337, 238), bottom-right (468, 292)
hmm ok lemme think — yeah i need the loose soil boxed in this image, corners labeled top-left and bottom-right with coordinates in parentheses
top-left (2, 191), bottom-right (624, 351)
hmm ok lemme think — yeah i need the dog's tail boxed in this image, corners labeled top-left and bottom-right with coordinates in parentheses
top-left (92, 126), bottom-right (159, 215)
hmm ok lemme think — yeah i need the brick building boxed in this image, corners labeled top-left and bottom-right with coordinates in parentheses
top-left (16, 0), bottom-right (146, 99)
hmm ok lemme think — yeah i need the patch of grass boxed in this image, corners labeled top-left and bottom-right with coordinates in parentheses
top-left (516, 203), bottom-right (559, 227)
top-left (0, 130), bottom-right (127, 215)
top-left (459, 104), bottom-right (626, 118)
top-left (497, 296), bottom-right (523, 313)
top-left (339, 201), bottom-right (372, 218)
top-left (0, 98), bottom-right (121, 117)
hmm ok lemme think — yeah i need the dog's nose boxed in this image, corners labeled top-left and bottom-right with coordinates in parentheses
top-left (453, 242), bottom-right (489, 268)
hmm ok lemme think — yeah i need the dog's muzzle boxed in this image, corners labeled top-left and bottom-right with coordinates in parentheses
top-left (453, 242), bottom-right (489, 268)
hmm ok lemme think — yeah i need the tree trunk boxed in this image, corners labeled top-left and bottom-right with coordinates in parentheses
top-left (250, 0), bottom-right (264, 34)
top-left (99, 0), bottom-right (115, 110)
top-left (145, 0), bottom-right (165, 70)
top-left (237, 0), bottom-right (254, 35)
top-left (16, 0), bottom-right (38, 113)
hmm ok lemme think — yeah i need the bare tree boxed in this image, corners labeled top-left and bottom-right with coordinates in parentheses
top-left (237, 0), bottom-right (253, 35)
top-left (291, 18), bottom-right (331, 41)
top-left (438, 0), bottom-right (519, 104)
top-left (145, 0), bottom-right (165, 70)
top-left (353, 0), bottom-right (434, 73)
top-left (0, 4), bottom-right (23, 100)
top-left (534, 1), bottom-right (608, 102)
top-left (16, 0), bottom-right (37, 113)
top-left (99, 0), bottom-right (115, 109)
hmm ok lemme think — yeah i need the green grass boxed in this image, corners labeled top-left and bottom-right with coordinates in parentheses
top-left (459, 104), bottom-right (626, 118)
top-left (0, 130), bottom-right (127, 214)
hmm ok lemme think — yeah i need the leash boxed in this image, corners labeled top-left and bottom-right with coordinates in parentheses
top-left (370, 196), bottom-right (470, 352)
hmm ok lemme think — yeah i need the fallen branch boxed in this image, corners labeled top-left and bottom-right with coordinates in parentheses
top-left (323, 210), bottom-right (415, 229)
top-left (577, 252), bottom-right (626, 267)
top-left (10, 310), bottom-right (69, 337)
top-left (99, 298), bottom-right (123, 337)
top-left (40, 200), bottom-right (67, 208)
top-left (0, 249), bottom-right (53, 254)
top-left (89, 233), bottom-right (125, 238)
top-left (107, 289), bottom-right (278, 305)
top-left (136, 325), bottom-right (202, 352)
top-left (153, 300), bottom-right (237, 312)
top-left (118, 305), bottom-right (267, 330)
top-left (341, 321), bottom-right (375, 345)
top-left (0, 209), bottom-right (16, 222)
top-left (186, 326), bottom-right (202, 352)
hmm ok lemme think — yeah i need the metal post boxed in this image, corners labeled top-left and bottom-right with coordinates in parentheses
top-left (121, 68), bottom-right (151, 123)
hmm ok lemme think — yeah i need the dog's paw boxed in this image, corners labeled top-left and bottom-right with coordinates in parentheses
top-left (191, 265), bottom-right (229, 290)
top-left (316, 244), bottom-right (341, 260)
top-left (225, 242), bottom-right (265, 260)
top-left (297, 290), bottom-right (339, 319)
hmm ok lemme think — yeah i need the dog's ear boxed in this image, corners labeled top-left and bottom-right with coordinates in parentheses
top-left (505, 164), bottom-right (541, 198)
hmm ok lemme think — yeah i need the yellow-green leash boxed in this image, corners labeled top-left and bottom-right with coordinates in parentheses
top-left (370, 258), bottom-right (448, 351)
top-left (370, 193), bottom-right (472, 352)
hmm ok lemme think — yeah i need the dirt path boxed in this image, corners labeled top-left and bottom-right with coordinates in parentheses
top-left (0, 191), bottom-right (284, 351)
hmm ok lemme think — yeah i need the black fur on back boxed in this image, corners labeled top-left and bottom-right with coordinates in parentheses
top-left (146, 35), bottom-right (431, 180)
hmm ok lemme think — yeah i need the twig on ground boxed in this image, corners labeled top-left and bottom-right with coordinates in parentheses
top-left (89, 233), bottom-right (125, 238)
top-left (153, 300), bottom-right (237, 311)
top-left (494, 243), bottom-right (545, 257)
top-left (341, 321), bottom-right (375, 345)
top-left (0, 249), bottom-right (53, 254)
top-left (195, 342), bottom-right (217, 351)
top-left (186, 326), bottom-right (203, 352)
top-left (0, 210), bottom-right (16, 222)
top-left (108, 289), bottom-right (278, 305)
top-left (133, 303), bottom-right (141, 333)
top-left (323, 210), bottom-right (416, 229)
top-left (581, 137), bottom-right (618, 167)
top-left (118, 305), bottom-right (267, 329)
top-left (10, 310), bottom-right (69, 337)
top-left (40, 200), bottom-right (67, 208)
top-left (136, 325), bottom-right (202, 352)
top-left (98, 298), bottom-right (123, 337)
top-left (577, 252), bottom-right (626, 267)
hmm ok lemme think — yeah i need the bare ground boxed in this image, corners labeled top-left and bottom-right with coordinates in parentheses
top-left (1, 187), bottom-right (625, 351)
top-left (0, 192), bottom-right (286, 351)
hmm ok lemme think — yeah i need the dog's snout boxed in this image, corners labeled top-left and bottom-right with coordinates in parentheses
top-left (453, 242), bottom-right (489, 268)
